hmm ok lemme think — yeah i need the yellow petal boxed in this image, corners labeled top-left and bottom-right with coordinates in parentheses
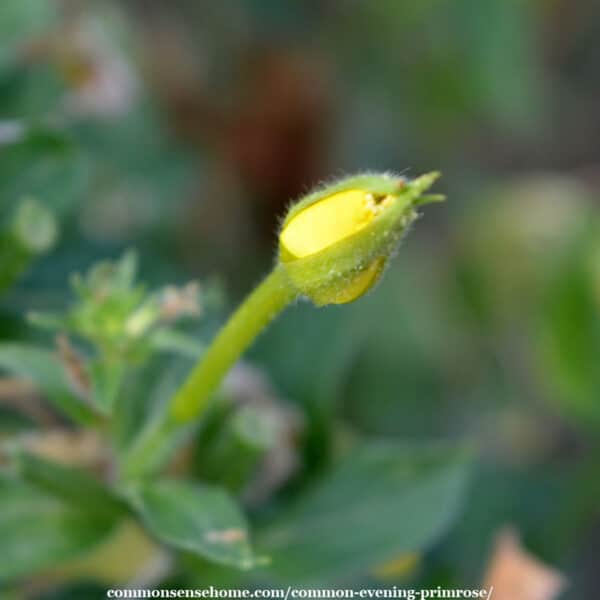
top-left (281, 189), bottom-right (390, 259)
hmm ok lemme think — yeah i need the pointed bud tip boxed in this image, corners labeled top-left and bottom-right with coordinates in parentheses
top-left (411, 171), bottom-right (441, 191)
top-left (277, 170), bottom-right (443, 307)
top-left (414, 193), bottom-right (446, 207)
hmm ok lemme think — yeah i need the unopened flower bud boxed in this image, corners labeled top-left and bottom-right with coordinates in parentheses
top-left (278, 172), bottom-right (442, 305)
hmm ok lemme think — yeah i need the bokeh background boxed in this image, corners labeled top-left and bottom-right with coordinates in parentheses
top-left (1, 1), bottom-right (600, 598)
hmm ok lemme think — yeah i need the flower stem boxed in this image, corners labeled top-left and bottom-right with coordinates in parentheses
top-left (121, 265), bottom-right (296, 479)
top-left (171, 264), bottom-right (297, 422)
top-left (121, 414), bottom-right (187, 481)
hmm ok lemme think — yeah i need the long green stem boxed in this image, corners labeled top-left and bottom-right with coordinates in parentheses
top-left (121, 172), bottom-right (442, 479)
top-left (171, 264), bottom-right (297, 422)
top-left (122, 265), bottom-right (297, 479)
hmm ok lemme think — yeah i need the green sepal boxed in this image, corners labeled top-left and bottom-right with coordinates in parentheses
top-left (279, 172), bottom-right (440, 306)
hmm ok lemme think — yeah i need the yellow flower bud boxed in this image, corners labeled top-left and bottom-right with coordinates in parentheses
top-left (165, 170), bottom-right (443, 429)
top-left (278, 172), bottom-right (442, 306)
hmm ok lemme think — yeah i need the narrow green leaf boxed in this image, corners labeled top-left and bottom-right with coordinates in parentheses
top-left (0, 474), bottom-right (116, 581)
top-left (113, 356), bottom-right (193, 453)
top-left (12, 451), bottom-right (127, 519)
top-left (259, 442), bottom-right (472, 583)
top-left (128, 479), bottom-right (259, 569)
top-left (0, 343), bottom-right (97, 424)
top-left (88, 358), bottom-right (125, 415)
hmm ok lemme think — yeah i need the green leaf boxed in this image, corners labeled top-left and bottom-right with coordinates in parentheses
top-left (128, 479), bottom-right (259, 569)
top-left (0, 343), bottom-right (97, 425)
top-left (258, 442), bottom-right (472, 583)
top-left (194, 404), bottom-right (279, 494)
top-left (113, 356), bottom-right (193, 452)
top-left (88, 358), bottom-right (125, 415)
top-left (12, 451), bottom-right (127, 520)
top-left (149, 328), bottom-right (204, 358)
top-left (0, 473), bottom-right (116, 581)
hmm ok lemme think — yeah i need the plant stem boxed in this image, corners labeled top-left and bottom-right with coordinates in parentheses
top-left (121, 414), bottom-right (188, 480)
top-left (121, 265), bottom-right (296, 480)
top-left (171, 264), bottom-right (297, 422)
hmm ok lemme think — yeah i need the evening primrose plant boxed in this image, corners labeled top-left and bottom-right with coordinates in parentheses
top-left (171, 171), bottom-right (443, 423)
top-left (122, 172), bottom-right (443, 477)
top-left (0, 172), bottom-right (471, 589)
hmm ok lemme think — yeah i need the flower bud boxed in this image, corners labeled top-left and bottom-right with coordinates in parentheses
top-left (278, 172), bottom-right (442, 305)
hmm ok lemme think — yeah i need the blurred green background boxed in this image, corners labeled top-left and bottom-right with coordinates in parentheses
top-left (1, 0), bottom-right (600, 598)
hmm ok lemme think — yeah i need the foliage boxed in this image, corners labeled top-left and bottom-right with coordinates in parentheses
top-left (1, 0), bottom-right (599, 598)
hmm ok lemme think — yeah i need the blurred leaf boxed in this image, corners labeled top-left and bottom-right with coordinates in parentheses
top-left (0, 473), bottom-right (116, 581)
top-left (0, 406), bottom-right (36, 433)
top-left (253, 303), bottom-right (363, 408)
top-left (0, 64), bottom-right (64, 119)
top-left (454, 176), bottom-right (592, 330)
top-left (128, 479), bottom-right (258, 569)
top-left (195, 404), bottom-right (279, 494)
top-left (251, 301), bottom-right (367, 468)
top-left (258, 442), bottom-right (471, 583)
top-left (10, 197), bottom-right (57, 251)
top-left (46, 520), bottom-right (161, 587)
top-left (113, 355), bottom-right (193, 452)
top-left (0, 127), bottom-right (89, 217)
top-left (339, 259), bottom-right (451, 438)
top-left (88, 358), bottom-right (125, 415)
top-left (0, 198), bottom-right (57, 293)
top-left (455, 0), bottom-right (545, 132)
top-left (28, 582), bottom-right (108, 600)
top-left (536, 230), bottom-right (600, 427)
top-left (0, 343), bottom-right (97, 424)
top-left (0, 0), bottom-right (58, 70)
top-left (149, 327), bottom-right (204, 358)
top-left (12, 451), bottom-right (127, 520)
